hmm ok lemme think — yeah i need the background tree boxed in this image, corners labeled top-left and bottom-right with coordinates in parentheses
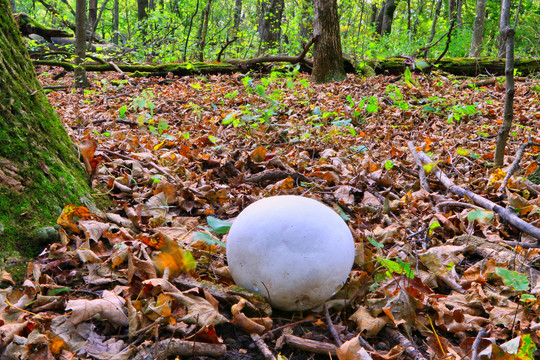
top-left (497, 0), bottom-right (512, 58)
top-left (0, 0), bottom-right (92, 256)
top-left (74, 0), bottom-right (90, 87)
top-left (469, 0), bottom-right (487, 57)
top-left (494, 0), bottom-right (515, 166)
top-left (257, 0), bottom-right (284, 53)
top-left (376, 0), bottom-right (398, 36)
top-left (312, 0), bottom-right (345, 83)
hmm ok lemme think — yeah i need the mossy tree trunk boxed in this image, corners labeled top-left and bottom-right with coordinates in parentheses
top-left (0, 0), bottom-right (92, 256)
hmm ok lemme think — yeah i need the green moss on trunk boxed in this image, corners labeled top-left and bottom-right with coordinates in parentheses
top-left (0, 1), bottom-right (92, 257)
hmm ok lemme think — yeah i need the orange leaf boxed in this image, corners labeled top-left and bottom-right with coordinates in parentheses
top-left (57, 205), bottom-right (92, 233)
top-left (251, 146), bottom-right (267, 162)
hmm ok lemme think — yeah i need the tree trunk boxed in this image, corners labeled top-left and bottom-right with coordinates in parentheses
top-left (0, 2), bottom-right (92, 256)
top-left (9, 0), bottom-right (14, 10)
top-left (469, 0), bottom-right (487, 57)
top-left (494, 1), bottom-right (514, 167)
top-left (425, 0), bottom-right (442, 56)
top-left (197, 0), bottom-right (213, 61)
top-left (497, 0), bottom-right (511, 58)
top-left (376, 0), bottom-right (398, 36)
top-left (312, 0), bottom-right (345, 83)
top-left (113, 0), bottom-right (119, 44)
top-left (232, 0), bottom-right (242, 33)
top-left (257, 0), bottom-right (285, 54)
top-left (448, 0), bottom-right (456, 21)
top-left (456, 0), bottom-right (463, 30)
top-left (138, 0), bottom-right (148, 21)
top-left (88, 0), bottom-right (98, 30)
top-left (299, 1), bottom-right (313, 48)
top-left (74, 0), bottom-right (90, 88)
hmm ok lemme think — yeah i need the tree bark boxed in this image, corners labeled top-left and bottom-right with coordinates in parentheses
top-left (74, 0), bottom-right (90, 88)
top-left (88, 0), bottom-right (98, 31)
top-left (494, 25), bottom-right (515, 167)
top-left (0, 2), bottom-right (92, 256)
top-left (469, 0), bottom-right (487, 57)
top-left (376, 0), bottom-right (398, 36)
top-left (197, 0), bottom-right (213, 61)
top-left (232, 0), bottom-right (242, 33)
top-left (425, 0), bottom-right (442, 57)
top-left (138, 0), bottom-right (148, 21)
top-left (258, 0), bottom-right (285, 53)
top-left (299, 1), bottom-right (313, 48)
top-left (113, 0), bottom-right (119, 44)
top-left (312, 0), bottom-right (345, 83)
top-left (9, 0), bottom-right (14, 10)
top-left (497, 0), bottom-right (511, 58)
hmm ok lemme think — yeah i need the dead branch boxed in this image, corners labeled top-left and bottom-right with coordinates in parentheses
top-left (418, 151), bottom-right (540, 241)
top-left (324, 304), bottom-right (342, 347)
top-left (407, 141), bottom-right (430, 192)
top-left (251, 333), bottom-right (277, 360)
top-left (471, 328), bottom-right (487, 360)
top-left (244, 170), bottom-right (311, 185)
top-left (217, 37), bottom-right (238, 62)
top-left (283, 334), bottom-right (337, 356)
top-left (382, 327), bottom-right (427, 360)
top-left (132, 339), bottom-right (226, 360)
top-left (499, 136), bottom-right (540, 193)
top-left (227, 36), bottom-right (318, 66)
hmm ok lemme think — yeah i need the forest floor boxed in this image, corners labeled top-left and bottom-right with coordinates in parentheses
top-left (2, 66), bottom-right (540, 359)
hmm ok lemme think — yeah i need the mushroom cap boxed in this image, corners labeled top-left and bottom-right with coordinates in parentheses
top-left (226, 195), bottom-right (355, 311)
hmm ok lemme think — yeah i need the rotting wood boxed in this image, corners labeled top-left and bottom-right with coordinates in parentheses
top-left (382, 327), bottom-right (428, 360)
top-left (418, 151), bottom-right (540, 241)
top-left (132, 339), bottom-right (226, 360)
top-left (244, 169), bottom-right (311, 185)
top-left (283, 334), bottom-right (337, 356)
top-left (251, 333), bottom-right (277, 360)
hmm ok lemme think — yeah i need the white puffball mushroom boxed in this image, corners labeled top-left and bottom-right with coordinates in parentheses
top-left (226, 195), bottom-right (355, 311)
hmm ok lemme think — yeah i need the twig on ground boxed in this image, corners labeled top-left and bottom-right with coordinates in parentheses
top-left (251, 333), bottom-right (277, 360)
top-left (471, 328), bottom-right (487, 360)
top-left (324, 304), bottom-right (342, 347)
top-left (407, 141), bottom-right (430, 192)
top-left (283, 334), bottom-right (337, 356)
top-left (499, 136), bottom-right (540, 193)
top-left (382, 327), bottom-right (427, 360)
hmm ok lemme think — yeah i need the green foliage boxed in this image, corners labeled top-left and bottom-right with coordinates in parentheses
top-left (495, 267), bottom-right (529, 292)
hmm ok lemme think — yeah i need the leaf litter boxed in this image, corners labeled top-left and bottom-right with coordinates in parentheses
top-left (1, 66), bottom-right (540, 359)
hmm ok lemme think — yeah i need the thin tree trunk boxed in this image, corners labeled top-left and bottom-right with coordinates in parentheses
top-left (197, 0), bottom-right (213, 61)
top-left (88, 0), bottom-right (111, 49)
top-left (74, 0), bottom-right (90, 88)
top-left (425, 0), bottom-right (442, 56)
top-left (183, 0), bottom-right (199, 61)
top-left (312, 0), bottom-right (345, 83)
top-left (497, 0), bottom-right (511, 58)
top-left (232, 0), bottom-right (242, 33)
top-left (113, 0), bottom-right (119, 44)
top-left (88, 0), bottom-right (97, 30)
top-left (412, 0), bottom-right (426, 35)
top-left (456, 0), bottom-right (463, 30)
top-left (381, 0), bottom-right (397, 35)
top-left (469, 0), bottom-right (487, 57)
top-left (494, 1), bottom-right (514, 166)
top-left (299, 1), bottom-right (313, 48)
top-left (9, 0), bottom-right (14, 10)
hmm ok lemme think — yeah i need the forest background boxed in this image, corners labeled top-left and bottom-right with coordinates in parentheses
top-left (10, 0), bottom-right (540, 65)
